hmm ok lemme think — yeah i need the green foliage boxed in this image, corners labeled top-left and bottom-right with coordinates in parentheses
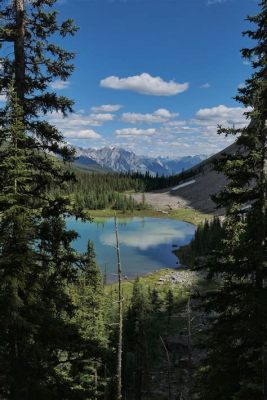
top-left (0, 82), bottom-right (84, 400)
top-left (131, 166), bottom-right (204, 191)
top-left (57, 169), bottom-right (148, 211)
top-left (177, 217), bottom-right (225, 267)
top-left (68, 241), bottom-right (109, 398)
top-left (195, 2), bottom-right (267, 399)
top-left (165, 289), bottom-right (175, 323)
top-left (0, 2), bottom-right (103, 398)
top-left (121, 278), bottom-right (187, 399)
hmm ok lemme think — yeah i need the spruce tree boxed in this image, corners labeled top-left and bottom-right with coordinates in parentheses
top-left (0, 86), bottom-right (41, 399)
top-left (69, 241), bottom-right (108, 399)
top-left (0, 1), bottom-right (95, 398)
top-left (197, 1), bottom-right (267, 399)
top-left (124, 279), bottom-right (151, 399)
top-left (165, 289), bottom-right (174, 324)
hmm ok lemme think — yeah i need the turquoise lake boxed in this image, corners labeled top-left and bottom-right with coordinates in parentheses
top-left (67, 217), bottom-right (195, 281)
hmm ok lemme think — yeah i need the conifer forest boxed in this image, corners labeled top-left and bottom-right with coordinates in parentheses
top-left (0, 0), bottom-right (266, 399)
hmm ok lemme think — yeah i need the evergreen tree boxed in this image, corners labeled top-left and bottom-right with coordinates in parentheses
top-left (149, 287), bottom-right (162, 313)
top-left (165, 289), bottom-right (174, 324)
top-left (197, 2), bottom-right (267, 399)
top-left (0, 1), bottom-right (96, 398)
top-left (0, 86), bottom-right (42, 399)
top-left (69, 241), bottom-right (108, 399)
top-left (123, 279), bottom-right (151, 399)
top-left (177, 217), bottom-right (225, 267)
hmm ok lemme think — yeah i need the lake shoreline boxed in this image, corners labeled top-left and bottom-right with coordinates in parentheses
top-left (105, 266), bottom-right (204, 300)
top-left (86, 208), bottom-right (211, 226)
top-left (68, 216), bottom-right (196, 280)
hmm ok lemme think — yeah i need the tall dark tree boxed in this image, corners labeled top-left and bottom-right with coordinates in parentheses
top-left (123, 279), bottom-right (151, 400)
top-left (197, 2), bottom-right (267, 399)
top-left (69, 241), bottom-right (108, 399)
top-left (0, 1), bottom-right (94, 398)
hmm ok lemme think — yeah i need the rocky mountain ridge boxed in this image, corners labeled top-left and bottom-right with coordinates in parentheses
top-left (74, 146), bottom-right (207, 176)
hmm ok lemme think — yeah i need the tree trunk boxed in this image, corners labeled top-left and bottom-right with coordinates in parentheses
top-left (187, 298), bottom-right (192, 400)
top-left (115, 215), bottom-right (123, 400)
top-left (14, 0), bottom-right (25, 102)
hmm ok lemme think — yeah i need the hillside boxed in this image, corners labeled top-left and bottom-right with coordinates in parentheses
top-left (133, 143), bottom-right (239, 215)
top-left (168, 143), bottom-right (238, 213)
top-left (74, 158), bottom-right (110, 173)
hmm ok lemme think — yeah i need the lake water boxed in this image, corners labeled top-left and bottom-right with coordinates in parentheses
top-left (67, 217), bottom-right (195, 281)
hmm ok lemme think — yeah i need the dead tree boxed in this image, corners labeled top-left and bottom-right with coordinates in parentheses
top-left (115, 215), bottom-right (123, 400)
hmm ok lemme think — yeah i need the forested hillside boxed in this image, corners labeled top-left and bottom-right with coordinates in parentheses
top-left (56, 168), bottom-right (147, 211)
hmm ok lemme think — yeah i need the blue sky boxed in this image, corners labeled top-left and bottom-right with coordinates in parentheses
top-left (48, 0), bottom-right (258, 158)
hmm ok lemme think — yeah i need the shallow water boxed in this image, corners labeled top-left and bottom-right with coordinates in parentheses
top-left (67, 217), bottom-right (195, 281)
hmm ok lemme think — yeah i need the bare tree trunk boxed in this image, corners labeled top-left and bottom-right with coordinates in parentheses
top-left (135, 351), bottom-right (142, 400)
top-left (187, 298), bottom-right (192, 400)
top-left (9, 5), bottom-right (25, 398)
top-left (115, 215), bottom-right (123, 400)
top-left (94, 367), bottom-right (98, 400)
top-left (262, 124), bottom-right (267, 399)
top-left (262, 123), bottom-right (267, 400)
top-left (14, 0), bottom-right (25, 102)
top-left (160, 336), bottom-right (172, 400)
top-left (263, 347), bottom-right (267, 399)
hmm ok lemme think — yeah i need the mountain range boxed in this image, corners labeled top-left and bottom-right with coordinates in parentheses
top-left (74, 146), bottom-right (207, 176)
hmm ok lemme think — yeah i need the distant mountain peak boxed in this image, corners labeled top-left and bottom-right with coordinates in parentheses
top-left (74, 146), bottom-right (207, 176)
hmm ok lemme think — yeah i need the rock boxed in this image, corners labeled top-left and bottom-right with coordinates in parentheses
top-left (157, 269), bottom-right (200, 287)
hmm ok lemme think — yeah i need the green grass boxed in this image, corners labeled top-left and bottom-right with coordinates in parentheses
top-left (86, 208), bottom-right (211, 225)
top-left (105, 268), bottom-right (191, 303)
top-left (105, 265), bottom-right (216, 304)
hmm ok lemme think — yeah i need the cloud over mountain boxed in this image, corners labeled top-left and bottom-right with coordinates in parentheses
top-left (121, 108), bottom-right (178, 124)
top-left (64, 129), bottom-right (101, 139)
top-left (115, 128), bottom-right (156, 137)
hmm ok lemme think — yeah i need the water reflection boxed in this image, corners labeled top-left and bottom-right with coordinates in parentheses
top-left (67, 217), bottom-right (195, 281)
top-left (100, 222), bottom-right (190, 250)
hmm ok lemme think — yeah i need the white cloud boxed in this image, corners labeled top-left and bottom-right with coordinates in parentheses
top-left (195, 105), bottom-right (251, 126)
top-left (171, 126), bottom-right (199, 134)
top-left (200, 83), bottom-right (211, 89)
top-left (91, 104), bottom-right (123, 112)
top-left (90, 113), bottom-right (115, 123)
top-left (50, 80), bottom-right (70, 90)
top-left (0, 94), bottom-right (6, 102)
top-left (49, 110), bottom-right (115, 132)
top-left (46, 100), bottom-right (251, 158)
top-left (115, 128), bottom-right (156, 137)
top-left (154, 108), bottom-right (177, 118)
top-left (48, 111), bottom-right (107, 140)
top-left (100, 73), bottom-right (189, 96)
top-left (64, 129), bottom-right (101, 139)
top-left (121, 108), bottom-right (178, 124)
top-left (165, 120), bottom-right (187, 127)
top-left (207, 0), bottom-right (229, 5)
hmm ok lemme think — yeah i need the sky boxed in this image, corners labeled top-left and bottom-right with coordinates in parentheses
top-left (29, 0), bottom-right (263, 157)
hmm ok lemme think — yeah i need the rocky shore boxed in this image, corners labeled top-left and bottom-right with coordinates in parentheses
top-left (157, 268), bottom-right (202, 287)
